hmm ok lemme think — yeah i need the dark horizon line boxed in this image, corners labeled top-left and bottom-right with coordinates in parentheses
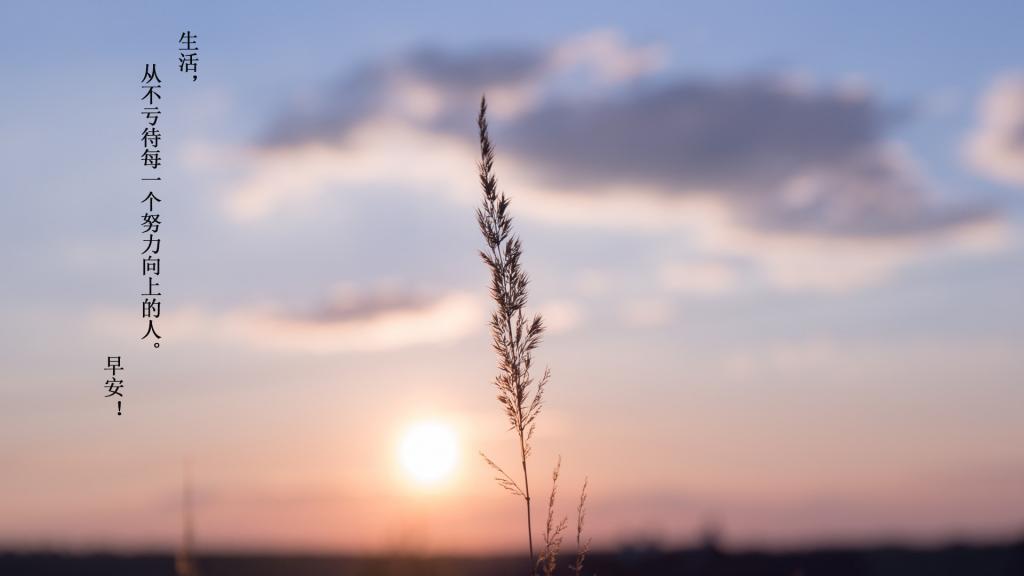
top-left (3, 532), bottom-right (1023, 559)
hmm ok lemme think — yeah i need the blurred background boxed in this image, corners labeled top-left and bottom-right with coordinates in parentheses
top-left (1, 1), bottom-right (1022, 574)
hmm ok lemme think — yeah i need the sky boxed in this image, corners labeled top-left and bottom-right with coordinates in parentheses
top-left (1, 0), bottom-right (1023, 554)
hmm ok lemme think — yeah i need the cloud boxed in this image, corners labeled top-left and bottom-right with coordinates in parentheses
top-left (228, 291), bottom-right (482, 353)
top-left (499, 81), bottom-right (995, 242)
top-left (92, 289), bottom-right (486, 354)
top-left (241, 289), bottom-right (584, 351)
top-left (504, 79), bottom-right (886, 197)
top-left (217, 31), bottom-right (1004, 291)
top-left (224, 118), bottom-right (474, 221)
top-left (262, 30), bottom-right (665, 150)
top-left (965, 72), bottom-right (1024, 187)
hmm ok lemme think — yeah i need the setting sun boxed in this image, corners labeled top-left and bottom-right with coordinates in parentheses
top-left (398, 421), bottom-right (458, 486)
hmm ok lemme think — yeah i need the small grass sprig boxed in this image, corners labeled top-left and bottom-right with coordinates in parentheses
top-left (536, 457), bottom-right (568, 576)
top-left (572, 478), bottom-right (590, 576)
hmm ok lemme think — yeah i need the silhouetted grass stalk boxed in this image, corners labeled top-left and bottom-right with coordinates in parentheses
top-left (572, 478), bottom-right (590, 576)
top-left (476, 96), bottom-right (588, 576)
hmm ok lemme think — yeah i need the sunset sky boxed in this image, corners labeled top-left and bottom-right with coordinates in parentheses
top-left (1, 0), bottom-right (1023, 554)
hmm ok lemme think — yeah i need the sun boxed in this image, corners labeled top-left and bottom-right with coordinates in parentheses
top-left (398, 421), bottom-right (459, 486)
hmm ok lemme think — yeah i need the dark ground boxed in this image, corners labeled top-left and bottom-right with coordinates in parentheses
top-left (3, 540), bottom-right (1023, 576)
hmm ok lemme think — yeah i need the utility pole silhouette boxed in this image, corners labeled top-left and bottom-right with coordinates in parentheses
top-left (175, 461), bottom-right (198, 576)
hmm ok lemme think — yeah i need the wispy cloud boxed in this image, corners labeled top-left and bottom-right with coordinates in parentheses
top-left (229, 290), bottom-right (483, 354)
top-left (92, 289), bottom-right (487, 354)
top-left (965, 72), bottom-right (1024, 187)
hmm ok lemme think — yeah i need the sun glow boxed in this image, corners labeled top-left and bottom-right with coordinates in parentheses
top-left (398, 421), bottom-right (459, 486)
